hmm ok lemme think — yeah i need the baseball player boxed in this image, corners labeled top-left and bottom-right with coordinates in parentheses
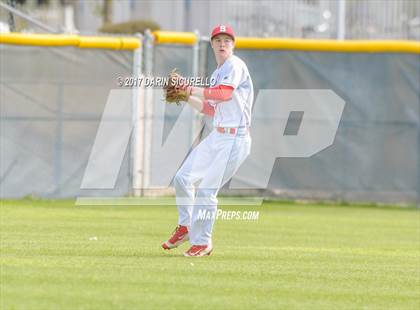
top-left (162, 25), bottom-right (254, 257)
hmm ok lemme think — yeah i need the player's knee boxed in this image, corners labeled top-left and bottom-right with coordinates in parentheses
top-left (195, 191), bottom-right (218, 208)
top-left (196, 188), bottom-right (218, 201)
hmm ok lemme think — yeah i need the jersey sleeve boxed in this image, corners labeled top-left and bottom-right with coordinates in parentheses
top-left (201, 100), bottom-right (215, 117)
top-left (219, 62), bottom-right (242, 89)
top-left (203, 85), bottom-right (234, 101)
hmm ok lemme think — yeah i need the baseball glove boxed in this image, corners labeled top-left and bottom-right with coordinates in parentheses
top-left (163, 69), bottom-right (191, 105)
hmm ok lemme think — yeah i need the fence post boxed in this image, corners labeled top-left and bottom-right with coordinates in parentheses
top-left (141, 29), bottom-right (154, 196)
top-left (337, 0), bottom-right (346, 40)
top-left (130, 33), bottom-right (143, 197)
top-left (190, 30), bottom-right (200, 145)
top-left (53, 84), bottom-right (63, 197)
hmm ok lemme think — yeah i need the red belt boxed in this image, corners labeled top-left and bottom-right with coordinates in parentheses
top-left (216, 127), bottom-right (249, 135)
top-left (216, 127), bottom-right (237, 134)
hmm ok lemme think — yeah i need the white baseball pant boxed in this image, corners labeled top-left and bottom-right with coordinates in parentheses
top-left (174, 127), bottom-right (251, 245)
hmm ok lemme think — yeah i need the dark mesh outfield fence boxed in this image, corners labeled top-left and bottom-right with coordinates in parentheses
top-left (1, 33), bottom-right (419, 204)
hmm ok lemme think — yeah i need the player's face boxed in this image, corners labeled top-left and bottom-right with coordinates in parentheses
top-left (211, 35), bottom-right (234, 60)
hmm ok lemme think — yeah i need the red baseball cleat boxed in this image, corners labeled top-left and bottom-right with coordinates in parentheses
top-left (162, 225), bottom-right (189, 250)
top-left (184, 245), bottom-right (213, 257)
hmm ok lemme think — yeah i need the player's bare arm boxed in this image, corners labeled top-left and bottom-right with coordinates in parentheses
top-left (187, 96), bottom-right (216, 117)
top-left (186, 95), bottom-right (204, 112)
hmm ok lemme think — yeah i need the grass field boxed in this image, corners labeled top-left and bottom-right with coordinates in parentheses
top-left (0, 199), bottom-right (419, 310)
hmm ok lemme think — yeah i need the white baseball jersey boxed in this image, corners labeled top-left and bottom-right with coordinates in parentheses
top-left (209, 55), bottom-right (254, 128)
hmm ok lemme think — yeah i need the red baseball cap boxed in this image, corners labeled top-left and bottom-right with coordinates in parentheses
top-left (211, 25), bottom-right (235, 41)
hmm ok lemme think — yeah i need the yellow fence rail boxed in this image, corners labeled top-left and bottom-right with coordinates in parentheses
top-left (1, 32), bottom-right (419, 53)
top-left (0, 33), bottom-right (140, 50)
top-left (152, 31), bottom-right (419, 54)
top-left (234, 38), bottom-right (420, 53)
top-left (152, 31), bottom-right (197, 45)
